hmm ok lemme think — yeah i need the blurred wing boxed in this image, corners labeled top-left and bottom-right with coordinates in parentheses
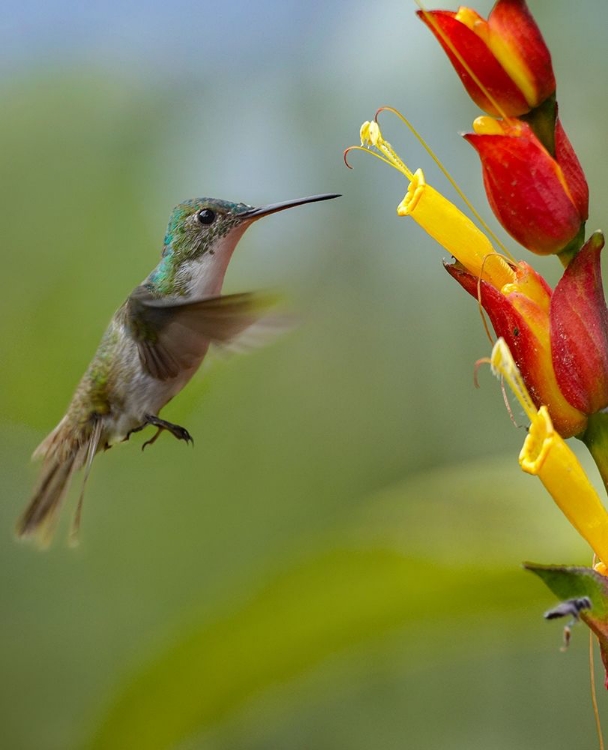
top-left (211, 309), bottom-right (295, 357)
top-left (127, 289), bottom-right (277, 381)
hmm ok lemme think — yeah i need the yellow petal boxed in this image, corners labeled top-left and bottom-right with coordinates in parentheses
top-left (472, 116), bottom-right (526, 137)
top-left (520, 406), bottom-right (608, 564)
top-left (595, 562), bottom-right (608, 576)
top-left (501, 262), bottom-right (551, 312)
top-left (398, 169), bottom-right (514, 290)
top-left (486, 34), bottom-right (538, 108)
top-left (455, 8), bottom-right (537, 108)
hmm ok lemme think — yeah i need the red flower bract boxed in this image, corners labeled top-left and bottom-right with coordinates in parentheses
top-left (551, 232), bottom-right (608, 414)
top-left (464, 119), bottom-right (588, 255)
top-left (417, 0), bottom-right (555, 117)
top-left (445, 259), bottom-right (587, 438)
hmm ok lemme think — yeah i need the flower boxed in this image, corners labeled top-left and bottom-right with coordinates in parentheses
top-left (465, 117), bottom-right (588, 255)
top-left (490, 338), bottom-right (608, 566)
top-left (357, 121), bottom-right (513, 289)
top-left (351, 118), bottom-right (608, 438)
top-left (417, 0), bottom-right (555, 117)
top-left (445, 257), bottom-right (586, 438)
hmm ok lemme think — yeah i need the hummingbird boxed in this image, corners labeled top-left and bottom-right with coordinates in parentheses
top-left (17, 192), bottom-right (339, 545)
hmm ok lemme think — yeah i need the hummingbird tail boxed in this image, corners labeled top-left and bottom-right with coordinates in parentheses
top-left (15, 454), bottom-right (80, 545)
top-left (17, 417), bottom-right (103, 546)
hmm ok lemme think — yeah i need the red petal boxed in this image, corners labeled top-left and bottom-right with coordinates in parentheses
top-left (555, 117), bottom-right (589, 221)
top-left (551, 233), bottom-right (608, 414)
top-left (444, 265), bottom-right (542, 395)
top-left (445, 262), bottom-right (586, 437)
top-left (417, 10), bottom-right (529, 116)
top-left (488, 0), bottom-right (555, 105)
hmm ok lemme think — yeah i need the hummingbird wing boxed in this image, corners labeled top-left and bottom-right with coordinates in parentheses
top-left (126, 290), bottom-right (277, 381)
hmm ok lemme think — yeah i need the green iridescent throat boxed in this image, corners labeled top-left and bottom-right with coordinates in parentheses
top-left (145, 198), bottom-right (251, 296)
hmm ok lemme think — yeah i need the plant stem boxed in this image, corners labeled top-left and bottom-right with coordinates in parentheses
top-left (583, 413), bottom-right (608, 496)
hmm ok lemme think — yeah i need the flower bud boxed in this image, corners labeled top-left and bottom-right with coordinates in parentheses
top-left (465, 118), bottom-right (587, 255)
top-left (418, 0), bottom-right (555, 117)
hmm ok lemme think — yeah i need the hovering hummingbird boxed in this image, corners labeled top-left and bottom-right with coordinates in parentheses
top-left (17, 192), bottom-right (339, 544)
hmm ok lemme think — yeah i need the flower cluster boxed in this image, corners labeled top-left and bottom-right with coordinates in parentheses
top-left (419, 0), bottom-right (588, 258)
top-left (412, 0), bottom-right (608, 465)
top-left (347, 0), bottom-right (608, 681)
top-left (354, 115), bottom-right (608, 442)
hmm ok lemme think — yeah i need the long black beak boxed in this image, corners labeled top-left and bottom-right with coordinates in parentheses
top-left (242, 193), bottom-right (340, 220)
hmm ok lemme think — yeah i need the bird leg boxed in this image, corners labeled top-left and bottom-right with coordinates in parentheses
top-left (127, 414), bottom-right (194, 451)
top-left (141, 427), bottom-right (163, 450)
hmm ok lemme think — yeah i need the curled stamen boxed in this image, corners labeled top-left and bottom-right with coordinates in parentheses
top-left (375, 105), bottom-right (515, 262)
top-left (343, 145), bottom-right (404, 172)
top-left (473, 357), bottom-right (490, 389)
top-left (343, 147), bottom-right (356, 170)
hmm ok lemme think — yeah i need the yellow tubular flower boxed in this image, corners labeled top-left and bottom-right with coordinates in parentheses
top-left (398, 169), bottom-right (513, 289)
top-left (351, 116), bottom-right (588, 438)
top-left (491, 339), bottom-right (608, 566)
top-left (358, 120), bottom-right (514, 290)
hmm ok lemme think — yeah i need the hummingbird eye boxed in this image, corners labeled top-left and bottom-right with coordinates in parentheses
top-left (196, 208), bottom-right (216, 226)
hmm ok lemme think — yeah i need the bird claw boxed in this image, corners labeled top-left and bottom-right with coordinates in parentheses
top-left (139, 414), bottom-right (194, 450)
top-left (169, 425), bottom-right (194, 445)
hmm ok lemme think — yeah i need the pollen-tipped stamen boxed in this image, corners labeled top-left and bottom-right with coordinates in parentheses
top-left (490, 338), bottom-right (538, 422)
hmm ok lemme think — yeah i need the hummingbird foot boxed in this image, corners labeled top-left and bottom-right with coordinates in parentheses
top-left (128, 414), bottom-right (194, 451)
top-left (141, 427), bottom-right (163, 451)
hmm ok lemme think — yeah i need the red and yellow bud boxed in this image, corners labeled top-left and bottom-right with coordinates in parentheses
top-left (551, 232), bottom-right (608, 414)
top-left (465, 117), bottom-right (588, 255)
top-left (417, 0), bottom-right (555, 117)
top-left (447, 232), bottom-right (608, 436)
top-left (446, 261), bottom-right (587, 437)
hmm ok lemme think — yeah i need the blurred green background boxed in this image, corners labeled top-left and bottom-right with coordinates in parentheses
top-left (3, 1), bottom-right (608, 748)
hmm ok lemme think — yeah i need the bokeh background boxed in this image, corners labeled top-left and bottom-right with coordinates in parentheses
top-left (2, 1), bottom-right (608, 748)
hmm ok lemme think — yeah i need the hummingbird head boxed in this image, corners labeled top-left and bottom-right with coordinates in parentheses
top-left (147, 193), bottom-right (339, 297)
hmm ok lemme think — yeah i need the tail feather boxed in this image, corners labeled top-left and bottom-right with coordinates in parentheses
top-left (17, 416), bottom-right (102, 546)
top-left (16, 454), bottom-right (80, 545)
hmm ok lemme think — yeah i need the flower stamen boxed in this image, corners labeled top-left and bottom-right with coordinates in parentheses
top-left (490, 338), bottom-right (537, 422)
top-left (358, 120), bottom-right (414, 180)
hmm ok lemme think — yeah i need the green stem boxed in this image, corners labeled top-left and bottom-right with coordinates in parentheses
top-left (520, 94), bottom-right (557, 155)
top-left (582, 412), bottom-right (608, 496)
top-left (557, 223), bottom-right (586, 267)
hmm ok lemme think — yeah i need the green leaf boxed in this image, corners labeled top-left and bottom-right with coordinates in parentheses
top-left (524, 563), bottom-right (608, 619)
top-left (88, 548), bottom-right (534, 750)
top-left (526, 563), bottom-right (608, 688)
